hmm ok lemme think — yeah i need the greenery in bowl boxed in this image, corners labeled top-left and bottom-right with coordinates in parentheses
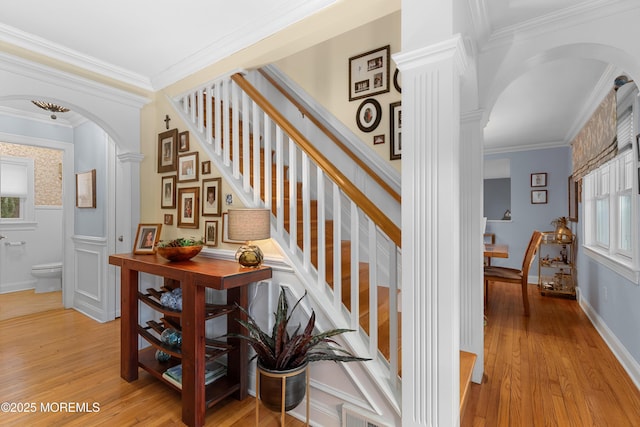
top-left (157, 237), bottom-right (204, 248)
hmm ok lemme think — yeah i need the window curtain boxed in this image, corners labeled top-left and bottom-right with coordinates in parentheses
top-left (571, 89), bottom-right (617, 180)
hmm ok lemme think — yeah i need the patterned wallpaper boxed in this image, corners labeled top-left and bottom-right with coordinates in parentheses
top-left (0, 142), bottom-right (63, 206)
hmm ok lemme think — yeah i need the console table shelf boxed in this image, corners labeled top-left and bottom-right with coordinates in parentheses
top-left (109, 252), bottom-right (272, 427)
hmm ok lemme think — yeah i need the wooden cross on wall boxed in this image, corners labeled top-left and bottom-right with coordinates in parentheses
top-left (164, 114), bottom-right (171, 129)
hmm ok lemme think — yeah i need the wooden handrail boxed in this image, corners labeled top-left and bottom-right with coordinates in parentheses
top-left (231, 73), bottom-right (401, 248)
top-left (258, 68), bottom-right (401, 204)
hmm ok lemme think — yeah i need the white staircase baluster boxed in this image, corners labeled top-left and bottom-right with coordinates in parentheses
top-left (213, 83), bottom-right (221, 154)
top-left (388, 241), bottom-right (400, 384)
top-left (232, 82), bottom-right (240, 179)
top-left (242, 91), bottom-right (251, 192)
top-left (263, 114), bottom-right (272, 210)
top-left (275, 128), bottom-right (284, 235)
top-left (197, 88), bottom-right (204, 132)
top-left (368, 219), bottom-right (378, 359)
top-left (288, 139), bottom-right (297, 253)
top-left (317, 168), bottom-right (326, 288)
top-left (302, 152), bottom-right (311, 271)
top-left (252, 100), bottom-right (261, 205)
top-left (222, 80), bottom-right (231, 166)
top-left (350, 201), bottom-right (359, 330)
top-left (333, 183), bottom-right (342, 312)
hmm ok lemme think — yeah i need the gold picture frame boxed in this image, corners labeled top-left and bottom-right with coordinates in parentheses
top-left (157, 128), bottom-right (178, 173)
top-left (76, 169), bottom-right (96, 208)
top-left (177, 187), bottom-right (200, 228)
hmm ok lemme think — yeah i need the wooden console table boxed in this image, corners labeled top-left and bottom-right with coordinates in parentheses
top-left (109, 253), bottom-right (272, 427)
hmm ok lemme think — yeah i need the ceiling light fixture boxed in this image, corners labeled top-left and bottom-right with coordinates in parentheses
top-left (31, 100), bottom-right (70, 120)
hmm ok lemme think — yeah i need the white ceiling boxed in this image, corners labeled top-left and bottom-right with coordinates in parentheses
top-left (0, 0), bottom-right (622, 152)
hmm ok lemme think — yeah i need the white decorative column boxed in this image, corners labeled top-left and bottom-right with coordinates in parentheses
top-left (460, 110), bottom-right (486, 383)
top-left (395, 34), bottom-right (469, 427)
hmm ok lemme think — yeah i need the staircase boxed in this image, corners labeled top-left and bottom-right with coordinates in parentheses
top-left (173, 69), bottom-right (402, 409)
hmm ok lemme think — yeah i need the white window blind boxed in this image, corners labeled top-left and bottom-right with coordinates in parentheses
top-left (0, 161), bottom-right (28, 197)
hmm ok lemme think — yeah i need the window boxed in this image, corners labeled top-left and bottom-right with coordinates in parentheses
top-left (583, 150), bottom-right (639, 282)
top-left (0, 156), bottom-right (35, 223)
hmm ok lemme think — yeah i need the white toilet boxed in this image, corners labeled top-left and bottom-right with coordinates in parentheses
top-left (31, 262), bottom-right (63, 293)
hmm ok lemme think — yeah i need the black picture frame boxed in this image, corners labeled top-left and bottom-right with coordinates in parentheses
top-left (393, 68), bottom-right (401, 93)
top-left (531, 190), bottom-right (548, 204)
top-left (531, 172), bottom-right (547, 187)
top-left (356, 98), bottom-right (382, 133)
top-left (390, 101), bottom-right (402, 160)
top-left (349, 45), bottom-right (390, 101)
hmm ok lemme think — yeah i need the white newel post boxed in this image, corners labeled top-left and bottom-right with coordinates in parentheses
top-left (395, 34), bottom-right (468, 427)
top-left (460, 110), bottom-right (485, 383)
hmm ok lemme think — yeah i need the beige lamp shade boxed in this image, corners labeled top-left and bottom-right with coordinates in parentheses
top-left (227, 208), bottom-right (271, 241)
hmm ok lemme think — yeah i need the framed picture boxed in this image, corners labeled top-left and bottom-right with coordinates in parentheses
top-left (393, 68), bottom-right (401, 93)
top-left (531, 190), bottom-right (548, 204)
top-left (390, 102), bottom-right (402, 160)
top-left (76, 169), bottom-right (96, 208)
top-left (531, 172), bottom-right (547, 187)
top-left (222, 212), bottom-right (244, 243)
top-left (161, 175), bottom-right (176, 209)
top-left (202, 160), bottom-right (211, 175)
top-left (178, 131), bottom-right (190, 152)
top-left (349, 45), bottom-right (390, 101)
top-left (133, 223), bottom-right (162, 254)
top-left (157, 128), bottom-right (178, 173)
top-left (178, 152), bottom-right (199, 183)
top-left (636, 134), bottom-right (640, 162)
top-left (568, 175), bottom-right (578, 222)
top-left (202, 178), bottom-right (222, 216)
top-left (163, 214), bottom-right (173, 225)
top-left (373, 134), bottom-right (385, 145)
top-left (204, 220), bottom-right (219, 247)
top-left (177, 187), bottom-right (200, 228)
top-left (356, 98), bottom-right (382, 132)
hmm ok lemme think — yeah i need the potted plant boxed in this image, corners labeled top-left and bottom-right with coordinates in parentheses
top-left (232, 286), bottom-right (370, 412)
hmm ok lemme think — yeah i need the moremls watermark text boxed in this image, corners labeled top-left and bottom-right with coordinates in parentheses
top-left (1, 401), bottom-right (100, 413)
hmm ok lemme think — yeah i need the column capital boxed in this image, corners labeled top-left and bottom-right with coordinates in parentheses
top-left (117, 152), bottom-right (144, 163)
top-left (393, 34), bottom-right (470, 76)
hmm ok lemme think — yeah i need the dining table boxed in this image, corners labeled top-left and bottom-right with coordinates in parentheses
top-left (484, 243), bottom-right (508, 266)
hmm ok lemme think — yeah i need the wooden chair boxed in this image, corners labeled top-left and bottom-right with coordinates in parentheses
top-left (484, 230), bottom-right (543, 316)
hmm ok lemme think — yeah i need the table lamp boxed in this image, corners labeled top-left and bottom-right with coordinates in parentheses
top-left (227, 208), bottom-right (271, 268)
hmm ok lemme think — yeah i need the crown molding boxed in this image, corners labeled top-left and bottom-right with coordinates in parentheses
top-left (0, 51), bottom-right (150, 109)
top-left (482, 0), bottom-right (638, 52)
top-left (484, 140), bottom-right (568, 155)
top-left (0, 23), bottom-right (153, 91)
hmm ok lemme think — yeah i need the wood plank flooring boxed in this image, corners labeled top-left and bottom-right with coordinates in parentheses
top-left (463, 281), bottom-right (640, 427)
top-left (2, 283), bottom-right (639, 426)
top-left (0, 307), bottom-right (305, 426)
top-left (0, 289), bottom-right (62, 321)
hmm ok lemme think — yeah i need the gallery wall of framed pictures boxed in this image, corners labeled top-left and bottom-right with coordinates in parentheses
top-left (347, 44), bottom-right (402, 162)
top-left (157, 128), bottom-right (222, 247)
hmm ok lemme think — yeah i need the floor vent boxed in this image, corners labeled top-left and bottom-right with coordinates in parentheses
top-left (341, 404), bottom-right (393, 427)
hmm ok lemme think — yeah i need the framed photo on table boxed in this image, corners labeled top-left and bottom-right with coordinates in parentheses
top-left (133, 223), bottom-right (162, 254)
top-left (349, 45), bottom-right (390, 101)
top-left (177, 187), bottom-right (199, 228)
top-left (157, 129), bottom-right (178, 173)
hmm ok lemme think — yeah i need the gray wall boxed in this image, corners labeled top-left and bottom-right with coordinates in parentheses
top-left (73, 122), bottom-right (107, 237)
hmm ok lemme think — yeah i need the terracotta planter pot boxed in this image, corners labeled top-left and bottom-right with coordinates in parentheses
top-left (257, 361), bottom-right (308, 412)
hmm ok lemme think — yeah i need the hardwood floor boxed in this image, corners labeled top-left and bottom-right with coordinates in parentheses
top-left (3, 283), bottom-right (639, 426)
top-left (463, 281), bottom-right (640, 427)
top-left (0, 307), bottom-right (305, 426)
top-left (0, 289), bottom-right (63, 321)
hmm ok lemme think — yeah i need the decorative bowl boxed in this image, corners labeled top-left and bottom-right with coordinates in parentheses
top-left (156, 245), bottom-right (203, 262)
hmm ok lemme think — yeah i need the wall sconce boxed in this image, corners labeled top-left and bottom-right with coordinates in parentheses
top-left (227, 208), bottom-right (271, 268)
